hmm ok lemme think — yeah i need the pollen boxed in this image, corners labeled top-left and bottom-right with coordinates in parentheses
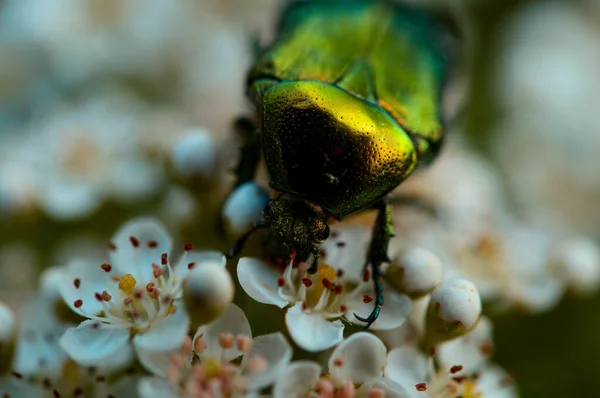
top-left (118, 274), bottom-right (137, 295)
top-left (317, 264), bottom-right (337, 281)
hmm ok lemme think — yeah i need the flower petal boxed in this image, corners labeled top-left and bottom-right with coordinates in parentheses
top-left (0, 377), bottom-right (45, 398)
top-left (137, 377), bottom-right (181, 398)
top-left (193, 304), bottom-right (251, 362)
top-left (242, 332), bottom-right (292, 390)
top-left (322, 226), bottom-right (371, 282)
top-left (175, 250), bottom-right (225, 281)
top-left (58, 260), bottom-right (108, 316)
top-left (476, 365), bottom-right (518, 398)
top-left (134, 308), bottom-right (190, 352)
top-left (285, 303), bottom-right (344, 352)
top-left (237, 258), bottom-right (288, 308)
top-left (109, 217), bottom-right (172, 282)
top-left (59, 320), bottom-right (134, 370)
top-left (345, 283), bottom-right (411, 330)
top-left (357, 378), bottom-right (412, 398)
top-left (41, 181), bottom-right (100, 220)
top-left (437, 316), bottom-right (494, 373)
top-left (328, 332), bottom-right (387, 384)
top-left (385, 346), bottom-right (430, 389)
top-left (272, 360), bottom-right (321, 398)
top-left (134, 310), bottom-right (190, 376)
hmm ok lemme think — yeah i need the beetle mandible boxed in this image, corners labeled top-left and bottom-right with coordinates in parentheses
top-left (226, 0), bottom-right (452, 327)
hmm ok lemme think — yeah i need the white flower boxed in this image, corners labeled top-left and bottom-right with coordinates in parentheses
top-left (238, 252), bottom-right (411, 351)
top-left (221, 182), bottom-right (270, 238)
top-left (138, 304), bottom-right (292, 398)
top-left (9, 91), bottom-right (163, 220)
top-left (171, 127), bottom-right (221, 179)
top-left (385, 318), bottom-right (518, 398)
top-left (273, 332), bottom-right (409, 398)
top-left (58, 217), bottom-right (225, 373)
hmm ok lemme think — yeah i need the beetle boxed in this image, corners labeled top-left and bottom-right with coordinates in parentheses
top-left (226, 0), bottom-right (453, 327)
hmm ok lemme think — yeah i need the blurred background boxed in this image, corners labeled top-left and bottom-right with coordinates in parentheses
top-left (0, 0), bottom-right (599, 397)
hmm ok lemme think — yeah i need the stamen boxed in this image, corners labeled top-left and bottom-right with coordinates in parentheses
top-left (74, 300), bottom-right (83, 308)
top-left (73, 278), bottom-right (81, 288)
top-left (94, 293), bottom-right (103, 302)
top-left (187, 262), bottom-right (196, 270)
top-left (450, 365), bottom-right (463, 374)
top-left (363, 268), bottom-right (371, 282)
top-left (363, 295), bottom-right (374, 304)
top-left (416, 383), bottom-right (427, 391)
top-left (277, 276), bottom-right (285, 287)
top-left (152, 263), bottom-right (163, 278)
top-left (336, 269), bottom-right (344, 277)
top-left (148, 240), bottom-right (158, 248)
top-left (336, 241), bottom-right (346, 248)
top-left (146, 283), bottom-right (155, 293)
top-left (322, 278), bottom-right (332, 289)
top-left (161, 253), bottom-right (168, 265)
top-left (340, 304), bottom-right (348, 313)
top-left (100, 263), bottom-right (112, 273)
top-left (183, 243), bottom-right (194, 251)
top-left (333, 357), bottom-right (344, 367)
top-left (101, 291), bottom-right (111, 301)
top-left (236, 335), bottom-right (252, 353)
top-left (129, 236), bottom-right (140, 247)
top-left (218, 333), bottom-right (235, 349)
top-left (108, 242), bottom-right (117, 250)
top-left (302, 278), bottom-right (313, 287)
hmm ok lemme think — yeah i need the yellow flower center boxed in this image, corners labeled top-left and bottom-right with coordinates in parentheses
top-left (203, 357), bottom-right (221, 378)
top-left (118, 274), bottom-right (137, 295)
top-left (463, 380), bottom-right (482, 398)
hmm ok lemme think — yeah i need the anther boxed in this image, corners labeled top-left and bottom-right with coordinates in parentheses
top-left (187, 262), bottom-right (196, 270)
top-left (219, 333), bottom-right (235, 349)
top-left (450, 365), bottom-right (463, 374)
top-left (101, 291), bottom-right (112, 301)
top-left (236, 335), bottom-right (253, 353)
top-left (340, 304), bottom-right (348, 313)
top-left (363, 295), bottom-right (374, 304)
top-left (301, 301), bottom-right (308, 311)
top-left (363, 268), bottom-right (371, 282)
top-left (333, 357), bottom-right (344, 367)
top-left (148, 240), bottom-right (158, 248)
top-left (161, 253), bottom-right (168, 265)
top-left (108, 242), bottom-right (117, 250)
top-left (74, 300), bottom-right (83, 308)
top-left (336, 241), bottom-right (346, 248)
top-left (302, 278), bottom-right (313, 287)
top-left (129, 236), bottom-right (140, 247)
top-left (415, 383), bottom-right (427, 391)
top-left (100, 263), bottom-right (112, 273)
top-left (336, 269), bottom-right (344, 277)
top-left (183, 243), bottom-right (194, 251)
top-left (146, 283), bottom-right (155, 293)
top-left (333, 284), bottom-right (343, 294)
top-left (94, 293), bottom-right (103, 302)
top-left (277, 276), bottom-right (285, 287)
top-left (111, 275), bottom-right (120, 282)
top-left (322, 278), bottom-right (332, 289)
top-left (152, 264), bottom-right (163, 278)
top-left (123, 297), bottom-right (133, 305)
top-left (73, 278), bottom-right (81, 288)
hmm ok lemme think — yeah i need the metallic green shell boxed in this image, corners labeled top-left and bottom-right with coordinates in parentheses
top-left (248, 0), bottom-right (448, 218)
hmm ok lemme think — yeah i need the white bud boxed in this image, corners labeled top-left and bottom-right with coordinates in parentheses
top-left (171, 127), bottom-right (219, 178)
top-left (222, 182), bottom-right (269, 237)
top-left (553, 237), bottom-right (600, 295)
top-left (424, 279), bottom-right (482, 347)
top-left (385, 247), bottom-right (442, 298)
top-left (0, 302), bottom-right (16, 375)
top-left (183, 262), bottom-right (235, 327)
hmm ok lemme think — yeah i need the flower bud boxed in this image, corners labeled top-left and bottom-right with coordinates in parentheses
top-left (0, 302), bottom-right (16, 375)
top-left (171, 127), bottom-right (219, 178)
top-left (385, 247), bottom-right (442, 299)
top-left (183, 262), bottom-right (235, 327)
top-left (221, 182), bottom-right (269, 238)
top-left (552, 237), bottom-right (600, 296)
top-left (423, 279), bottom-right (482, 349)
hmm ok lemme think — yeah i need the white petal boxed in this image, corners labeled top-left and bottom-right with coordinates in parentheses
top-left (134, 308), bottom-right (190, 352)
top-left (58, 259), bottom-right (108, 316)
top-left (321, 226), bottom-right (371, 282)
top-left (193, 304), bottom-right (251, 362)
top-left (437, 316), bottom-right (494, 373)
top-left (345, 284), bottom-right (411, 330)
top-left (272, 360), bottom-right (321, 398)
top-left (0, 377), bottom-right (45, 398)
top-left (328, 332), bottom-right (387, 384)
top-left (385, 346), bottom-right (430, 389)
top-left (237, 258), bottom-right (288, 308)
top-left (358, 378), bottom-right (412, 398)
top-left (171, 128), bottom-right (219, 177)
top-left (138, 377), bottom-right (182, 398)
top-left (242, 332), bottom-right (292, 390)
top-left (175, 250), bottom-right (225, 281)
top-left (109, 159), bottom-right (162, 201)
top-left (476, 365), bottom-right (519, 398)
top-left (41, 182), bottom-right (100, 220)
top-left (109, 217), bottom-right (173, 282)
top-left (285, 303), bottom-right (344, 352)
top-left (59, 320), bottom-right (134, 370)
top-left (134, 311), bottom-right (189, 376)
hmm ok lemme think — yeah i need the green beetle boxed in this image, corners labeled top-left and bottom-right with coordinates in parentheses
top-left (227, 0), bottom-right (452, 327)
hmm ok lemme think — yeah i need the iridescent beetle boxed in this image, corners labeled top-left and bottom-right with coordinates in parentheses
top-left (226, 0), bottom-right (454, 327)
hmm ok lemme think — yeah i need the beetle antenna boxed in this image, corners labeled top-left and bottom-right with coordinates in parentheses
top-left (227, 222), bottom-right (266, 259)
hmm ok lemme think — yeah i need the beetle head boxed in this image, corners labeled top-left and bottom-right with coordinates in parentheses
top-left (226, 193), bottom-right (329, 263)
top-left (262, 194), bottom-right (330, 261)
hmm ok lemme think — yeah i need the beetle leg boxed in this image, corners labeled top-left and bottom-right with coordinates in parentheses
top-left (307, 245), bottom-right (320, 274)
top-left (354, 199), bottom-right (393, 328)
top-left (232, 116), bottom-right (261, 188)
